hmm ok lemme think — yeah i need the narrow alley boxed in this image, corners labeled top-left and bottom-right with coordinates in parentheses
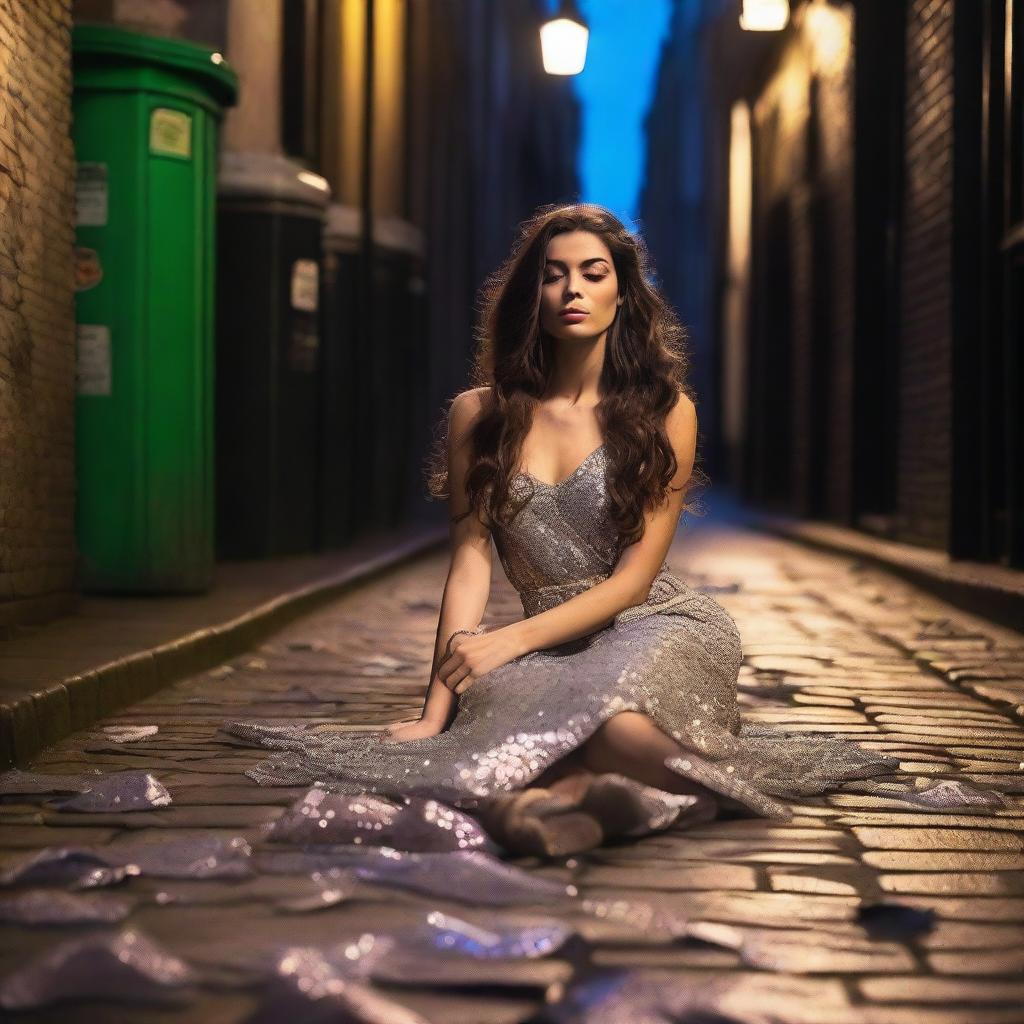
top-left (3, 0), bottom-right (1024, 1018)
top-left (1, 521), bottom-right (1021, 1023)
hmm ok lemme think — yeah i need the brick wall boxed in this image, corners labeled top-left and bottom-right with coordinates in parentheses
top-left (815, 14), bottom-right (858, 527)
top-left (0, 0), bottom-right (77, 630)
top-left (744, 2), bottom-right (857, 521)
top-left (896, 0), bottom-right (954, 550)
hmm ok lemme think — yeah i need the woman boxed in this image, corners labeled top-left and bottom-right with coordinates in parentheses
top-left (224, 203), bottom-right (984, 856)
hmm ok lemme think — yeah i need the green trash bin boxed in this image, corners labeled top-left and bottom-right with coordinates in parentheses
top-left (71, 25), bottom-right (237, 592)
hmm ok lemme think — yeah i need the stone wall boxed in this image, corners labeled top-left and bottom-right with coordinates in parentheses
top-left (896, 0), bottom-right (954, 550)
top-left (0, 0), bottom-right (77, 630)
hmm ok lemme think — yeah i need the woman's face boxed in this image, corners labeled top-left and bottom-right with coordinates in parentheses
top-left (539, 230), bottom-right (623, 343)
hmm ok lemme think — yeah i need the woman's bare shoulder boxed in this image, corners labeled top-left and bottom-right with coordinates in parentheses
top-left (666, 390), bottom-right (696, 435)
top-left (449, 386), bottom-right (494, 430)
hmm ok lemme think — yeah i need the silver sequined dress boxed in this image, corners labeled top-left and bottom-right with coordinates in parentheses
top-left (223, 444), bottom-right (919, 822)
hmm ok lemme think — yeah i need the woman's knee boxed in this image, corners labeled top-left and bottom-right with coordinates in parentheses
top-left (585, 711), bottom-right (662, 765)
top-left (581, 710), bottom-right (695, 790)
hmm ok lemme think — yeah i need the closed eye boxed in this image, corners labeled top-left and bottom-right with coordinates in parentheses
top-left (544, 274), bottom-right (606, 284)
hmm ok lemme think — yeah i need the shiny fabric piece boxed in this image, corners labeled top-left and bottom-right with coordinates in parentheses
top-left (222, 446), bottom-right (977, 824)
top-left (0, 836), bottom-right (252, 889)
top-left (264, 913), bottom-right (572, 995)
top-left (412, 909), bottom-right (572, 960)
top-left (264, 789), bottom-right (498, 852)
top-left (0, 847), bottom-right (138, 890)
top-left (0, 769), bottom-right (172, 811)
top-left (0, 890), bottom-right (133, 925)
top-left (274, 875), bottom-right (355, 914)
top-left (101, 725), bottom-right (160, 743)
top-left (255, 845), bottom-right (574, 905)
top-left (107, 834), bottom-right (253, 879)
top-left (837, 777), bottom-right (1010, 809)
top-left (0, 929), bottom-right (194, 1010)
top-left (296, 847), bottom-right (576, 907)
top-left (249, 946), bottom-right (429, 1024)
top-left (49, 772), bottom-right (172, 812)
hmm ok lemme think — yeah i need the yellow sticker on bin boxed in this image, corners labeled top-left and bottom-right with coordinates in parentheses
top-left (149, 108), bottom-right (192, 159)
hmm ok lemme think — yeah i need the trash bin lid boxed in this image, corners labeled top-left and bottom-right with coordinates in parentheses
top-left (374, 216), bottom-right (424, 257)
top-left (324, 204), bottom-right (363, 246)
top-left (218, 151), bottom-right (331, 210)
top-left (72, 23), bottom-right (238, 107)
top-left (322, 208), bottom-right (426, 257)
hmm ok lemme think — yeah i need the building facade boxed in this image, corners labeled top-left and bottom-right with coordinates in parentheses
top-left (641, 0), bottom-right (1023, 569)
top-left (0, 0), bottom-right (581, 627)
top-left (0, 1), bottom-right (77, 631)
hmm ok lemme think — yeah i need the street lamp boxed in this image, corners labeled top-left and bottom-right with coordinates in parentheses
top-left (540, 0), bottom-right (589, 76)
top-left (739, 0), bottom-right (789, 31)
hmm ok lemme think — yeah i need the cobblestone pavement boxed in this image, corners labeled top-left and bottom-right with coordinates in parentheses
top-left (1, 524), bottom-right (1022, 1023)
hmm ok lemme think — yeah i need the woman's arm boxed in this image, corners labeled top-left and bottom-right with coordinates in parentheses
top-left (386, 388), bottom-right (493, 738)
top-left (438, 393), bottom-right (697, 695)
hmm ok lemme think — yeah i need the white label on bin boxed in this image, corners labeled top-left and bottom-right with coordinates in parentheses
top-left (76, 325), bottom-right (111, 396)
top-left (75, 163), bottom-right (108, 226)
top-left (290, 259), bottom-right (319, 312)
top-left (150, 108), bottom-right (192, 159)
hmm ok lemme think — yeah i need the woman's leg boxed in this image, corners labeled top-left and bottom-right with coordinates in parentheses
top-left (579, 711), bottom-right (709, 797)
top-left (483, 712), bottom-right (717, 856)
top-left (532, 747), bottom-right (596, 801)
top-left (533, 711), bottom-right (711, 799)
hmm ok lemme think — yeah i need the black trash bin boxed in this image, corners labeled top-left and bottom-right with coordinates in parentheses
top-left (372, 217), bottom-right (427, 530)
top-left (400, 240), bottom-right (430, 526)
top-left (318, 203), bottom-right (363, 548)
top-left (319, 211), bottom-right (427, 542)
top-left (215, 152), bottom-right (330, 559)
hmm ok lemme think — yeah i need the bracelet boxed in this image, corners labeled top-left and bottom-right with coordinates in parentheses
top-left (443, 626), bottom-right (483, 661)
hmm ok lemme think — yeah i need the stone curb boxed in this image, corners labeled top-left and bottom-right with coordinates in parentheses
top-left (748, 513), bottom-right (1024, 635)
top-left (0, 527), bottom-right (448, 769)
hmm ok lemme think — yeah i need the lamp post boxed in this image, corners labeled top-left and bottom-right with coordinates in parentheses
top-left (739, 0), bottom-right (790, 31)
top-left (540, 0), bottom-right (589, 75)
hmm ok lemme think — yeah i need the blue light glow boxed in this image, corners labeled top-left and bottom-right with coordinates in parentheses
top-left (547, 0), bottom-right (674, 230)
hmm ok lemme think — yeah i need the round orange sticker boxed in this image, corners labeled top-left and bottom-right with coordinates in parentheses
top-left (74, 246), bottom-right (103, 292)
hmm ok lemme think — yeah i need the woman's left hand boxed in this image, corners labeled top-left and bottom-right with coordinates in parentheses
top-left (438, 625), bottom-right (525, 695)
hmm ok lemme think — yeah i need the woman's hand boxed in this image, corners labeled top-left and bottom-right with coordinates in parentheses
top-left (382, 717), bottom-right (447, 744)
top-left (437, 625), bottom-right (526, 695)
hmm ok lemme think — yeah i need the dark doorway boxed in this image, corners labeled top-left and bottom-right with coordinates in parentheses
top-left (851, 0), bottom-right (906, 537)
top-left (745, 173), bottom-right (795, 511)
top-left (952, 0), bottom-right (1024, 568)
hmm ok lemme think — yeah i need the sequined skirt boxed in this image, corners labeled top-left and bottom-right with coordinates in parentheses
top-left (223, 587), bottom-right (900, 818)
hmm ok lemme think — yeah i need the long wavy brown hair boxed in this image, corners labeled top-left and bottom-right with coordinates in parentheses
top-left (425, 202), bottom-right (708, 545)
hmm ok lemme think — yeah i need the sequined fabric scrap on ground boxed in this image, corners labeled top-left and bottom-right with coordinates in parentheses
top-left (222, 445), bottom-right (957, 826)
